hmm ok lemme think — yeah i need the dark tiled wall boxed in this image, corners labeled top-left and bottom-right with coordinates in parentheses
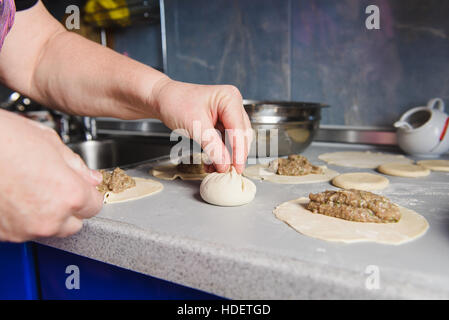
top-left (164, 0), bottom-right (449, 127)
top-left (2, 0), bottom-right (448, 128)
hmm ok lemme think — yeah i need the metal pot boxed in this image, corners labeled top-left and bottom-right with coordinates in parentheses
top-left (243, 100), bottom-right (328, 157)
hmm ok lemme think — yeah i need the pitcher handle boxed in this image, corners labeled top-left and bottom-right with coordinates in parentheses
top-left (427, 98), bottom-right (445, 111)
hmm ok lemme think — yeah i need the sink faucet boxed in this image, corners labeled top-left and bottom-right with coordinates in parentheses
top-left (83, 116), bottom-right (97, 141)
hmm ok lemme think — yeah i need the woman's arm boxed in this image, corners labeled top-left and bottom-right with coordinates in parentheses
top-left (0, 1), bottom-right (252, 173)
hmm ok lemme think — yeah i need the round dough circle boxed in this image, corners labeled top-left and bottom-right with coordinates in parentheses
top-left (417, 160), bottom-right (449, 172)
top-left (150, 164), bottom-right (208, 181)
top-left (150, 153), bottom-right (210, 181)
top-left (243, 164), bottom-right (338, 184)
top-left (318, 151), bottom-right (413, 169)
top-left (200, 167), bottom-right (256, 206)
top-left (104, 177), bottom-right (163, 204)
top-left (378, 163), bottom-right (430, 177)
top-left (332, 172), bottom-right (389, 191)
top-left (273, 198), bottom-right (428, 245)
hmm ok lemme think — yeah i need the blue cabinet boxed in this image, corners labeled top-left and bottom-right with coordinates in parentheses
top-left (34, 244), bottom-right (222, 300)
top-left (0, 242), bottom-right (221, 299)
top-left (0, 242), bottom-right (39, 300)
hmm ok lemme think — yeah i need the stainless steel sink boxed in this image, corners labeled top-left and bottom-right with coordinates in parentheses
top-left (68, 137), bottom-right (174, 170)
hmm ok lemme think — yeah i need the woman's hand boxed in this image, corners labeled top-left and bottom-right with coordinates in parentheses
top-left (151, 78), bottom-right (253, 174)
top-left (0, 110), bottom-right (104, 242)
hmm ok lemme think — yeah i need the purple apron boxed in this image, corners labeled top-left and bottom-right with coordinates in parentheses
top-left (0, 0), bottom-right (15, 51)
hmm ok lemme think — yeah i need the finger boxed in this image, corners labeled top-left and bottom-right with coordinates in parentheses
top-left (220, 102), bottom-right (252, 174)
top-left (59, 159), bottom-right (104, 219)
top-left (58, 145), bottom-right (103, 186)
top-left (200, 124), bottom-right (231, 173)
top-left (55, 216), bottom-right (83, 238)
top-left (73, 182), bottom-right (104, 219)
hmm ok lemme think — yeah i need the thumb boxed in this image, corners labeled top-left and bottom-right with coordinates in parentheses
top-left (59, 145), bottom-right (103, 186)
top-left (200, 124), bottom-right (231, 173)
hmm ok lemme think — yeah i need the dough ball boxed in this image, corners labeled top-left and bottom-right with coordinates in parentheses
top-left (200, 167), bottom-right (256, 206)
top-left (318, 151), bottom-right (412, 168)
top-left (332, 172), bottom-right (389, 191)
top-left (417, 160), bottom-right (449, 172)
top-left (378, 162), bottom-right (430, 178)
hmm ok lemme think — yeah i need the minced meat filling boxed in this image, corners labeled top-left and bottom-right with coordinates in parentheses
top-left (307, 189), bottom-right (401, 223)
top-left (177, 154), bottom-right (207, 174)
top-left (97, 168), bottom-right (136, 193)
top-left (276, 154), bottom-right (323, 176)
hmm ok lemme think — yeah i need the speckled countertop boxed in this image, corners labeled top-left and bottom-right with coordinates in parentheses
top-left (36, 142), bottom-right (449, 299)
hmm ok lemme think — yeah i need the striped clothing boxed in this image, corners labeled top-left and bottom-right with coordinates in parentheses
top-left (0, 0), bottom-right (15, 51)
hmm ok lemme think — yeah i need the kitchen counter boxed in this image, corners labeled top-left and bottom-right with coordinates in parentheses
top-left (36, 142), bottom-right (449, 299)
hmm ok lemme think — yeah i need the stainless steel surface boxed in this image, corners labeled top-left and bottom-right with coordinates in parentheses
top-left (94, 118), bottom-right (400, 147)
top-left (315, 125), bottom-right (397, 145)
top-left (243, 100), bottom-right (327, 156)
top-left (243, 99), bottom-right (327, 123)
top-left (93, 112), bottom-right (400, 150)
top-left (68, 138), bottom-right (173, 169)
top-left (96, 117), bottom-right (171, 137)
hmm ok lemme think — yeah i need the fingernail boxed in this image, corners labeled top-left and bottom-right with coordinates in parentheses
top-left (90, 170), bottom-right (103, 184)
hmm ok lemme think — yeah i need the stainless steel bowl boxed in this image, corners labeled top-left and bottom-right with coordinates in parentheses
top-left (243, 100), bottom-right (328, 157)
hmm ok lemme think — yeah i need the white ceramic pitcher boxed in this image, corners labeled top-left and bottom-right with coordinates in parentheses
top-left (394, 98), bottom-right (449, 157)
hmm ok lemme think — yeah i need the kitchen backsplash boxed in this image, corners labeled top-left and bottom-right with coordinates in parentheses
top-left (1, 0), bottom-right (448, 127)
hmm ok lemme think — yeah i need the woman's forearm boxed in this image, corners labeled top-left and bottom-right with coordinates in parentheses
top-left (32, 30), bottom-right (169, 119)
top-left (0, 1), bottom-right (168, 120)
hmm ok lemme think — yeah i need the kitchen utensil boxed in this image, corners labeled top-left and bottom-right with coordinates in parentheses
top-left (394, 98), bottom-right (449, 157)
top-left (243, 100), bottom-right (328, 157)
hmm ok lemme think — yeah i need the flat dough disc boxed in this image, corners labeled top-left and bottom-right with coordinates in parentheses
top-left (104, 177), bottom-right (163, 204)
top-left (378, 163), bottom-right (430, 177)
top-left (273, 198), bottom-right (428, 245)
top-left (243, 164), bottom-right (338, 184)
top-left (332, 172), bottom-right (389, 191)
top-left (318, 151), bottom-right (413, 168)
top-left (417, 160), bottom-right (449, 172)
top-left (150, 164), bottom-right (208, 181)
